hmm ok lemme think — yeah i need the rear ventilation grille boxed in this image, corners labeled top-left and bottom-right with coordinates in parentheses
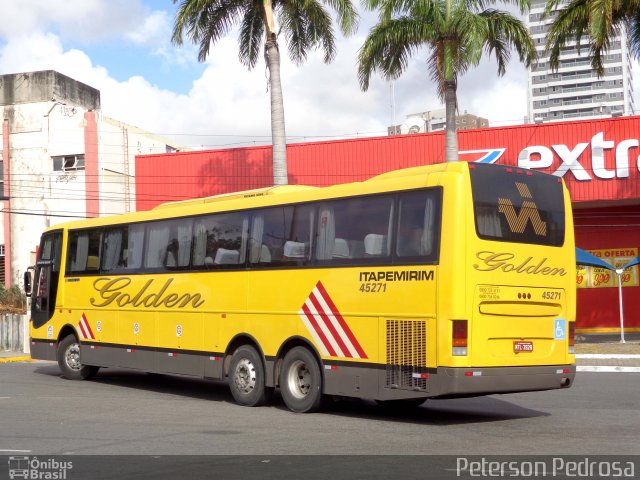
top-left (386, 320), bottom-right (428, 391)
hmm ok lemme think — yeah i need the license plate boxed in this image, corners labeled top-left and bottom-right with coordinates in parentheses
top-left (514, 341), bottom-right (533, 352)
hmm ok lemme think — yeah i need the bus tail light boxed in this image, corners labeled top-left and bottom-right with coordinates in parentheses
top-left (452, 320), bottom-right (468, 356)
top-left (568, 322), bottom-right (575, 354)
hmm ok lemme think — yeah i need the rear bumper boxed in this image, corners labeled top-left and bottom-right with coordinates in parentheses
top-left (429, 364), bottom-right (576, 398)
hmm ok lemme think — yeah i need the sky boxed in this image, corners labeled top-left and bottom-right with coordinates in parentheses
top-left (1, 0), bottom-right (639, 151)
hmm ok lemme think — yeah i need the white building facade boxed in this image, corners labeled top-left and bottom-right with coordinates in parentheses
top-left (527, 0), bottom-right (635, 123)
top-left (0, 70), bottom-right (180, 288)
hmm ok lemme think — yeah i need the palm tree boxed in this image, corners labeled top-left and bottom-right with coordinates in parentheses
top-left (172, 0), bottom-right (358, 185)
top-left (545, 0), bottom-right (640, 77)
top-left (358, 0), bottom-right (536, 162)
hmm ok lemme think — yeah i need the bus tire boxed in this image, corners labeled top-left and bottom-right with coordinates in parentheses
top-left (279, 347), bottom-right (324, 413)
top-left (57, 334), bottom-right (100, 380)
top-left (228, 345), bottom-right (271, 407)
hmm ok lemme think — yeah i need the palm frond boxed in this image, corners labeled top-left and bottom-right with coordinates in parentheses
top-left (358, 16), bottom-right (436, 90)
top-left (279, 0), bottom-right (337, 65)
top-left (629, 11), bottom-right (640, 61)
top-left (172, 0), bottom-right (246, 62)
top-left (320, 0), bottom-right (358, 35)
top-left (238, 2), bottom-right (264, 68)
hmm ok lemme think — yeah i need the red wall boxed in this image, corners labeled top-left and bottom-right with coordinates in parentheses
top-left (136, 116), bottom-right (640, 330)
top-left (574, 205), bottom-right (640, 330)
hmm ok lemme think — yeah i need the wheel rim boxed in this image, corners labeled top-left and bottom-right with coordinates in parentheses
top-left (65, 342), bottom-right (82, 371)
top-left (233, 358), bottom-right (256, 394)
top-left (285, 359), bottom-right (311, 400)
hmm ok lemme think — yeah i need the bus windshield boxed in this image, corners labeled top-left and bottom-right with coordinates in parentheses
top-left (470, 163), bottom-right (565, 246)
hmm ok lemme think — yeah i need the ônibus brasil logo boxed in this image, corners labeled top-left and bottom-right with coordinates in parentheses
top-left (8, 456), bottom-right (73, 479)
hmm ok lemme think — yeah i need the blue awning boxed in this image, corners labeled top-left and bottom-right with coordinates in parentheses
top-left (576, 248), bottom-right (614, 270)
top-left (623, 256), bottom-right (640, 270)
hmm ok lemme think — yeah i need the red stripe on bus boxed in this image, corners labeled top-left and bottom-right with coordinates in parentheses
top-left (315, 282), bottom-right (367, 359)
top-left (82, 313), bottom-right (95, 339)
top-left (301, 303), bottom-right (337, 357)
top-left (308, 291), bottom-right (349, 357)
top-left (78, 321), bottom-right (88, 339)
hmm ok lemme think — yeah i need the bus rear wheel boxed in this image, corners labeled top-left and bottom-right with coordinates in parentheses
top-left (228, 345), bottom-right (271, 407)
top-left (57, 334), bottom-right (99, 380)
top-left (279, 347), bottom-right (324, 413)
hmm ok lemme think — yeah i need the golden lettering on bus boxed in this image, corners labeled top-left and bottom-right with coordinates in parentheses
top-left (90, 277), bottom-right (205, 309)
top-left (473, 251), bottom-right (566, 276)
top-left (498, 182), bottom-right (547, 236)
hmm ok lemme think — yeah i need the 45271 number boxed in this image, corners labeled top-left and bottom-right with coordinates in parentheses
top-left (359, 282), bottom-right (387, 293)
top-left (541, 291), bottom-right (561, 300)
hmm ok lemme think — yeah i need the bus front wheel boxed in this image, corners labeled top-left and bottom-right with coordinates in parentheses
top-left (279, 347), bottom-right (325, 413)
top-left (57, 335), bottom-right (99, 380)
top-left (228, 345), bottom-right (271, 407)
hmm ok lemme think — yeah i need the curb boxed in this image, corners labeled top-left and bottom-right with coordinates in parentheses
top-left (0, 356), bottom-right (32, 364)
top-left (575, 354), bottom-right (640, 373)
top-left (577, 366), bottom-right (640, 373)
top-left (576, 354), bottom-right (640, 359)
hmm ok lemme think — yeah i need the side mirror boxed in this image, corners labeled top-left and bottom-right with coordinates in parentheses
top-left (24, 267), bottom-right (34, 297)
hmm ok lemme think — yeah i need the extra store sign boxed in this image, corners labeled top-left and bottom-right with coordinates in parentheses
top-left (456, 116), bottom-right (640, 203)
top-left (576, 248), bottom-right (639, 289)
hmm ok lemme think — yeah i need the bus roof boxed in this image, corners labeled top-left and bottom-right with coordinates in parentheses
top-left (153, 185), bottom-right (319, 211)
top-left (45, 162), bottom-right (470, 232)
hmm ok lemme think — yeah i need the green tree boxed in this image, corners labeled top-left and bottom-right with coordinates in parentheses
top-left (545, 0), bottom-right (640, 77)
top-left (358, 0), bottom-right (536, 162)
top-left (172, 0), bottom-right (358, 185)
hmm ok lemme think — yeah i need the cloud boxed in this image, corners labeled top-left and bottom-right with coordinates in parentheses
top-left (6, 0), bottom-right (636, 158)
top-left (0, 0), bottom-right (151, 42)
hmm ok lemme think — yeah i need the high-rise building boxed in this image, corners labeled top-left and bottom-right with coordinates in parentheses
top-left (527, 0), bottom-right (635, 123)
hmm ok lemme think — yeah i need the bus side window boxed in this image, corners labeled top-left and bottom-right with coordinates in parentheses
top-left (67, 230), bottom-right (102, 274)
top-left (318, 195), bottom-right (393, 262)
top-left (194, 213), bottom-right (247, 268)
top-left (251, 206), bottom-right (313, 266)
top-left (396, 190), bottom-right (441, 261)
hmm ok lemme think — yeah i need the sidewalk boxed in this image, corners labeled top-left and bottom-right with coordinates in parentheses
top-left (575, 331), bottom-right (640, 372)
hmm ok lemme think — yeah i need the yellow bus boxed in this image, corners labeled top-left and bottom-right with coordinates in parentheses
top-left (26, 162), bottom-right (576, 412)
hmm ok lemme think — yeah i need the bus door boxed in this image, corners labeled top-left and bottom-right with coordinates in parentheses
top-left (31, 230), bottom-right (63, 329)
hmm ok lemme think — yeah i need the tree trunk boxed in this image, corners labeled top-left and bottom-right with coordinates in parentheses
top-left (444, 79), bottom-right (458, 163)
top-left (265, 33), bottom-right (288, 185)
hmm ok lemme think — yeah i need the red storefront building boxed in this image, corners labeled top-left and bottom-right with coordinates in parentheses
top-left (136, 116), bottom-right (640, 333)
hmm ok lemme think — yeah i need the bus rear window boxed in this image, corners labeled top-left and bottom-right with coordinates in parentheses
top-left (470, 164), bottom-right (565, 246)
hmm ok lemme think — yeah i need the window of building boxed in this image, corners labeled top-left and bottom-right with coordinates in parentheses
top-left (53, 154), bottom-right (85, 172)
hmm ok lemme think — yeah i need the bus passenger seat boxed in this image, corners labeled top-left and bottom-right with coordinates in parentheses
top-left (284, 241), bottom-right (306, 259)
top-left (333, 238), bottom-right (350, 258)
top-left (348, 240), bottom-right (365, 259)
top-left (364, 234), bottom-right (387, 256)
top-left (214, 248), bottom-right (240, 265)
top-left (86, 255), bottom-right (100, 270)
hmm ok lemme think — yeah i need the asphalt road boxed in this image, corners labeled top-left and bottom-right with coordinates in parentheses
top-left (0, 361), bottom-right (639, 456)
